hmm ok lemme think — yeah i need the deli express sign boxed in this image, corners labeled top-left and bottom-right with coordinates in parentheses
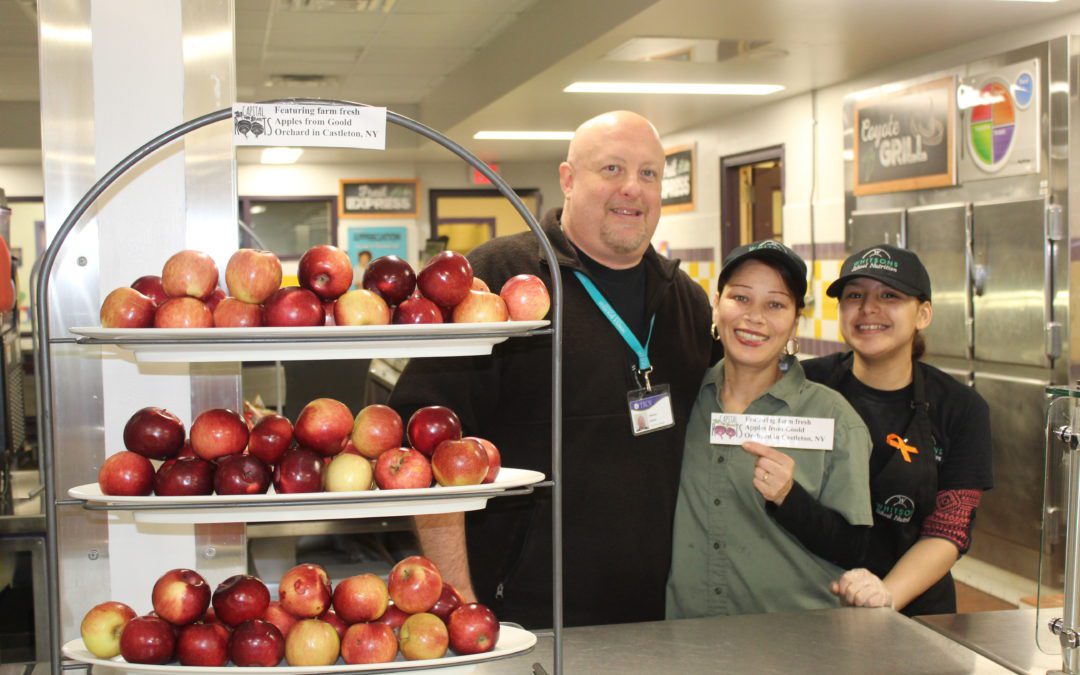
top-left (853, 76), bottom-right (956, 196)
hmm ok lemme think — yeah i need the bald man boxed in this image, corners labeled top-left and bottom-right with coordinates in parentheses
top-left (389, 111), bottom-right (720, 628)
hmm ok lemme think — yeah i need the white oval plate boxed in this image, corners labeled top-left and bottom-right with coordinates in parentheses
top-left (62, 624), bottom-right (536, 673)
top-left (69, 322), bottom-right (548, 363)
top-left (68, 468), bottom-right (545, 524)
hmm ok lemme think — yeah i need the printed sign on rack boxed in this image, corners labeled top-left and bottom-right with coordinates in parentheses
top-left (710, 413), bottom-right (835, 451)
top-left (232, 102), bottom-right (387, 149)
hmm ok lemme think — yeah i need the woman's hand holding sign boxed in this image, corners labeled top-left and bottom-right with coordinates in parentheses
top-left (742, 441), bottom-right (795, 505)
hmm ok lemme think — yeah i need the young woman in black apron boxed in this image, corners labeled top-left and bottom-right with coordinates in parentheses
top-left (776, 244), bottom-right (993, 616)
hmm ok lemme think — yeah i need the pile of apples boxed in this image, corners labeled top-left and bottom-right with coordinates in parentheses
top-left (99, 245), bottom-right (550, 329)
top-left (98, 397), bottom-right (500, 497)
top-left (79, 556), bottom-right (500, 666)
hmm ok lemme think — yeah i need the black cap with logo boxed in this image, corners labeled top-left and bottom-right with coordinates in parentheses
top-left (721, 239), bottom-right (808, 300)
top-left (826, 244), bottom-right (932, 301)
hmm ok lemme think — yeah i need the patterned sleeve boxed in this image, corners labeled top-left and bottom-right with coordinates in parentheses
top-left (920, 489), bottom-right (982, 553)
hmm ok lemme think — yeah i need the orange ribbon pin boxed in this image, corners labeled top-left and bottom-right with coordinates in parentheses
top-left (886, 433), bottom-right (918, 463)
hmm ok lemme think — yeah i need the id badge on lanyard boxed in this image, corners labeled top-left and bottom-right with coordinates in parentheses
top-left (574, 271), bottom-right (675, 436)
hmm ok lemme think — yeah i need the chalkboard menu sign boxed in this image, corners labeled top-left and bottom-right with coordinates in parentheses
top-left (853, 76), bottom-right (956, 196)
top-left (662, 144), bottom-right (695, 213)
top-left (339, 178), bottom-right (419, 218)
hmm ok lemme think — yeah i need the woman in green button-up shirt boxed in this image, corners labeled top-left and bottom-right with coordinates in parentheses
top-left (666, 241), bottom-right (873, 618)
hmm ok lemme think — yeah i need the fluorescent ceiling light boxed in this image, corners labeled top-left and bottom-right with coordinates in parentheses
top-left (473, 131), bottom-right (575, 141)
top-left (260, 147), bottom-right (303, 164)
top-left (565, 82), bottom-right (784, 95)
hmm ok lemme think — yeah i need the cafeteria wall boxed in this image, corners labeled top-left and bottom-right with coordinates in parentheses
top-left (657, 8), bottom-right (1080, 349)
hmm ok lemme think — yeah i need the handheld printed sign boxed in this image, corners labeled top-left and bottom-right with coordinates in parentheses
top-left (710, 413), bottom-right (834, 451)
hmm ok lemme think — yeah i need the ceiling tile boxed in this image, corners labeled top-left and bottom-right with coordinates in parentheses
top-left (392, 0), bottom-right (537, 13)
top-left (369, 12), bottom-right (504, 49)
top-left (358, 46), bottom-right (473, 66)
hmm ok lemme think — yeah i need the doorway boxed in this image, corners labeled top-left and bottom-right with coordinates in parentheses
top-left (720, 146), bottom-right (784, 260)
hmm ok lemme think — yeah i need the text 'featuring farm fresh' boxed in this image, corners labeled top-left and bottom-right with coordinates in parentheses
top-left (232, 103), bottom-right (387, 149)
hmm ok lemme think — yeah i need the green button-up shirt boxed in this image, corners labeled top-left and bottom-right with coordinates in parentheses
top-left (666, 356), bottom-right (873, 618)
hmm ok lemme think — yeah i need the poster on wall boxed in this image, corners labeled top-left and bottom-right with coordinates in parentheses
top-left (347, 226), bottom-right (410, 281)
top-left (853, 76), bottom-right (956, 196)
top-left (339, 179), bottom-right (419, 218)
top-left (662, 144), bottom-right (695, 213)
top-left (958, 59), bottom-right (1040, 182)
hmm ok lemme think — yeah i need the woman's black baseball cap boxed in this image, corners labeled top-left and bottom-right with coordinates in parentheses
top-left (826, 244), bottom-right (931, 301)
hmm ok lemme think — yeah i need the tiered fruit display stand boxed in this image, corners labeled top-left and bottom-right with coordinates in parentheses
top-left (36, 101), bottom-right (564, 673)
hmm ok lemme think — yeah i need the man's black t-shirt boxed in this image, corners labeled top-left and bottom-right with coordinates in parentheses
top-left (802, 353), bottom-right (994, 494)
top-left (572, 243), bottom-right (648, 343)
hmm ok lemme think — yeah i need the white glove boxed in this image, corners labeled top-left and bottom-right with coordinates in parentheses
top-left (830, 568), bottom-right (894, 609)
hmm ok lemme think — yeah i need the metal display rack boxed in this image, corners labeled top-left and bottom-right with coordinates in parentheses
top-left (34, 100), bottom-right (564, 673)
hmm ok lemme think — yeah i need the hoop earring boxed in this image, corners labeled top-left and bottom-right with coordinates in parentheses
top-left (785, 337), bottom-right (800, 356)
top-left (710, 324), bottom-right (722, 341)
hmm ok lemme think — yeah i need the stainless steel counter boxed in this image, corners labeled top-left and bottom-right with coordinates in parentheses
top-left (473, 607), bottom-right (1012, 674)
top-left (918, 609), bottom-right (1064, 674)
top-left (46, 607), bottom-right (1014, 674)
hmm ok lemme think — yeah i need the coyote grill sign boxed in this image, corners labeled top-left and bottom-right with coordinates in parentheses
top-left (853, 77), bottom-right (956, 196)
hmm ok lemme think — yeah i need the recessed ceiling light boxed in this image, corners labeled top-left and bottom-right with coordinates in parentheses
top-left (564, 82), bottom-right (784, 95)
top-left (260, 147), bottom-right (304, 164)
top-left (473, 131), bottom-right (575, 141)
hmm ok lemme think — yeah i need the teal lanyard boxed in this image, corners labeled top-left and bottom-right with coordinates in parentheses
top-left (573, 270), bottom-right (656, 390)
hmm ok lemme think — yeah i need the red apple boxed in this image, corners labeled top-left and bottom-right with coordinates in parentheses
top-left (131, 275), bottom-right (167, 308)
top-left (190, 408), bottom-right (249, 461)
top-left (322, 300), bottom-right (336, 326)
top-left (334, 289), bottom-right (391, 326)
top-left (262, 286), bottom-right (323, 327)
top-left (323, 452), bottom-right (373, 492)
top-left (295, 398), bottom-right (353, 456)
top-left (154, 456), bottom-right (215, 497)
top-left (200, 608), bottom-right (224, 626)
top-left (226, 248), bottom-right (282, 304)
top-left (212, 575), bottom-right (270, 627)
top-left (261, 601), bottom-right (297, 640)
top-left (123, 407), bottom-right (185, 460)
top-left (471, 277), bottom-right (491, 292)
top-left (500, 274), bottom-right (550, 321)
top-left (452, 290), bottom-right (508, 323)
top-left (351, 404), bottom-right (403, 460)
top-left (431, 438), bottom-right (488, 486)
top-left (154, 296), bottom-right (213, 328)
top-left (162, 250), bottom-right (219, 300)
top-left (176, 622), bottom-right (230, 666)
top-left (341, 622), bottom-right (398, 664)
top-left (212, 297), bottom-right (263, 327)
top-left (81, 601), bottom-right (137, 658)
top-left (332, 573), bottom-right (389, 624)
top-left (248, 414), bottom-right (293, 466)
top-left (285, 618), bottom-right (340, 666)
top-left (205, 287), bottom-right (226, 313)
top-left (388, 556), bottom-right (443, 614)
top-left (177, 441), bottom-right (196, 459)
top-left (362, 255), bottom-right (416, 306)
top-left (407, 406), bottom-right (462, 458)
top-left (374, 447), bottom-right (432, 490)
top-left (399, 612), bottom-right (449, 660)
top-left (429, 582), bottom-right (465, 622)
top-left (228, 619), bottom-right (284, 667)
top-left (214, 454), bottom-right (271, 495)
top-left (448, 602), bottom-right (500, 655)
top-left (417, 251), bottom-right (473, 307)
top-left (375, 603), bottom-right (409, 633)
top-left (393, 295), bottom-right (443, 324)
top-left (298, 245), bottom-right (353, 301)
top-left (466, 436), bottom-right (501, 484)
top-left (152, 568), bottom-right (211, 626)
top-left (318, 609), bottom-right (347, 641)
top-left (100, 287), bottom-right (155, 328)
top-left (279, 563), bottom-right (332, 619)
top-left (119, 615), bottom-right (176, 665)
top-left (98, 451), bottom-right (154, 496)
top-left (272, 447), bottom-right (325, 493)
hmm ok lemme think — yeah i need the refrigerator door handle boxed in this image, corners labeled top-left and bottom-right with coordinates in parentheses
top-left (1045, 202), bottom-right (1064, 361)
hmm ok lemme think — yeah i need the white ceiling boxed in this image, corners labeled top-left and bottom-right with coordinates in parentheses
top-left (4, 0), bottom-right (1080, 164)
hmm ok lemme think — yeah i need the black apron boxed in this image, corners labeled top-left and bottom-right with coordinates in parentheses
top-left (829, 354), bottom-right (954, 616)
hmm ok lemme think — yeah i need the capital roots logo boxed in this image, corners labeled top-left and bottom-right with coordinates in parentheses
top-left (862, 247), bottom-right (891, 260)
top-left (749, 240), bottom-right (786, 253)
